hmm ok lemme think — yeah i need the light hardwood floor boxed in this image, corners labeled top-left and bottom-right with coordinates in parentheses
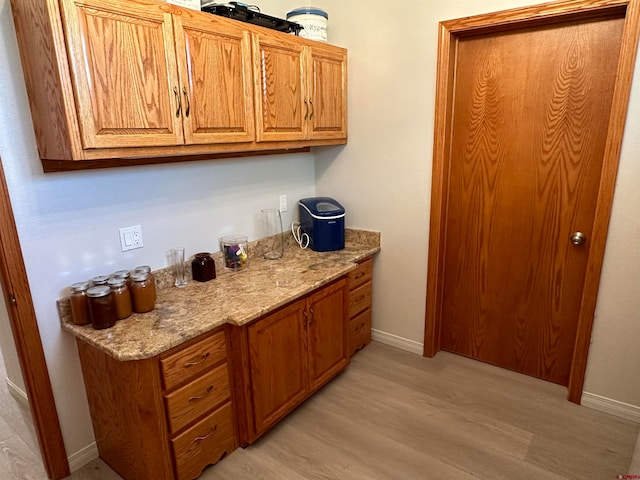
top-left (1, 341), bottom-right (639, 479)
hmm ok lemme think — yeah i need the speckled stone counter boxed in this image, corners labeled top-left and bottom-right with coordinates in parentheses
top-left (59, 229), bottom-right (380, 361)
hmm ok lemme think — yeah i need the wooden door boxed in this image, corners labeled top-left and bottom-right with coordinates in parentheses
top-left (307, 279), bottom-right (348, 391)
top-left (174, 14), bottom-right (255, 145)
top-left (307, 46), bottom-right (348, 140)
top-left (434, 12), bottom-right (627, 387)
top-left (247, 299), bottom-right (308, 434)
top-left (252, 33), bottom-right (307, 142)
top-left (62, 0), bottom-right (184, 149)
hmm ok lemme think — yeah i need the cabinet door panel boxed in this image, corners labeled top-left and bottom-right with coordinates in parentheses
top-left (309, 47), bottom-right (347, 140)
top-left (62, 0), bottom-right (184, 148)
top-left (175, 15), bottom-right (255, 144)
top-left (307, 279), bottom-right (348, 392)
top-left (247, 300), bottom-right (308, 434)
top-left (252, 34), bottom-right (306, 142)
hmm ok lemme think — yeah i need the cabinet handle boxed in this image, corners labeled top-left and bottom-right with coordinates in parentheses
top-left (309, 99), bottom-right (314, 120)
top-left (353, 295), bottom-right (365, 303)
top-left (174, 86), bottom-right (182, 118)
top-left (189, 385), bottom-right (215, 401)
top-left (354, 272), bottom-right (365, 280)
top-left (304, 99), bottom-right (309, 121)
top-left (308, 307), bottom-right (314, 325)
top-left (303, 309), bottom-right (308, 327)
top-left (184, 352), bottom-right (210, 368)
top-left (194, 425), bottom-right (217, 443)
top-left (182, 86), bottom-right (190, 118)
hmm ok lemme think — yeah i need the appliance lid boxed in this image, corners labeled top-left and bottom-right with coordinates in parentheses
top-left (299, 197), bottom-right (345, 219)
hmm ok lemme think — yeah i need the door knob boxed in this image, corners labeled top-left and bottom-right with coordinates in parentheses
top-left (570, 231), bottom-right (586, 246)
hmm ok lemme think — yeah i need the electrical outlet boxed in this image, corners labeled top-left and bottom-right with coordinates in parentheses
top-left (119, 225), bottom-right (144, 252)
top-left (279, 194), bottom-right (287, 213)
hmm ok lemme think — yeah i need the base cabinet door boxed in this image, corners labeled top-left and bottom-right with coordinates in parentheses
top-left (233, 278), bottom-right (348, 444)
top-left (247, 299), bottom-right (309, 433)
top-left (307, 279), bottom-right (348, 391)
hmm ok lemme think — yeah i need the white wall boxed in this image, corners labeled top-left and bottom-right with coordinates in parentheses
top-left (0, 0), bottom-right (316, 461)
top-left (272, 0), bottom-right (640, 409)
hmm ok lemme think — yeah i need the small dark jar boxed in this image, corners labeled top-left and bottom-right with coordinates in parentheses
top-left (192, 253), bottom-right (216, 282)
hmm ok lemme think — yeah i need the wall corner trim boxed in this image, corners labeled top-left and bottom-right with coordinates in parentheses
top-left (581, 391), bottom-right (640, 424)
top-left (6, 377), bottom-right (28, 407)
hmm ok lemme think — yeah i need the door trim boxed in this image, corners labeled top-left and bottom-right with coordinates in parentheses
top-left (423, 0), bottom-right (640, 404)
top-left (0, 158), bottom-right (70, 479)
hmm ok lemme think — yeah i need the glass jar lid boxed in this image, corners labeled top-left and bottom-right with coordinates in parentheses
top-left (113, 269), bottom-right (130, 278)
top-left (86, 285), bottom-right (111, 298)
top-left (90, 275), bottom-right (109, 285)
top-left (131, 272), bottom-right (149, 282)
top-left (70, 281), bottom-right (90, 293)
top-left (107, 277), bottom-right (126, 288)
top-left (134, 265), bottom-right (151, 274)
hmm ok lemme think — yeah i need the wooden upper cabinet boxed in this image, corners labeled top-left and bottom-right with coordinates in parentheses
top-left (252, 33), bottom-right (307, 142)
top-left (61, 0), bottom-right (185, 149)
top-left (253, 33), bottom-right (347, 142)
top-left (173, 14), bottom-right (255, 145)
top-left (10, 0), bottom-right (347, 169)
top-left (308, 46), bottom-right (347, 140)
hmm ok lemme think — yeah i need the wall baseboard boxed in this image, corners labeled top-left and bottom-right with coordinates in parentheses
top-left (581, 391), bottom-right (640, 424)
top-left (6, 377), bottom-right (28, 407)
top-left (68, 442), bottom-right (99, 472)
top-left (371, 329), bottom-right (424, 355)
top-left (371, 330), bottom-right (640, 424)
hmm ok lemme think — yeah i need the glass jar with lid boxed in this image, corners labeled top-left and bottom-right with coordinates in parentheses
top-left (69, 281), bottom-right (91, 326)
top-left (86, 285), bottom-right (116, 329)
top-left (90, 275), bottom-right (109, 287)
top-left (112, 269), bottom-right (132, 288)
top-left (107, 277), bottom-right (132, 320)
top-left (134, 265), bottom-right (156, 302)
top-left (192, 253), bottom-right (216, 282)
top-left (130, 272), bottom-right (155, 313)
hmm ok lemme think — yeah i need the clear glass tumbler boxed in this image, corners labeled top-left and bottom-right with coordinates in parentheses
top-left (260, 208), bottom-right (284, 260)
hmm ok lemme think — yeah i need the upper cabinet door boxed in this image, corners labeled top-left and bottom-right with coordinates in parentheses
top-left (174, 13), bottom-right (255, 145)
top-left (308, 46), bottom-right (348, 140)
top-left (252, 33), bottom-right (307, 142)
top-left (61, 0), bottom-right (184, 149)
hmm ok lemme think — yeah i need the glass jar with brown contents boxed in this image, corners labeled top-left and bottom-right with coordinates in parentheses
top-left (130, 272), bottom-right (155, 313)
top-left (107, 277), bottom-right (132, 320)
top-left (69, 281), bottom-right (91, 326)
top-left (86, 285), bottom-right (116, 330)
top-left (112, 269), bottom-right (132, 288)
top-left (134, 265), bottom-right (156, 302)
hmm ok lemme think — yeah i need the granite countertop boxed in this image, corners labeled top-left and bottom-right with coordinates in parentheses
top-left (59, 229), bottom-right (380, 361)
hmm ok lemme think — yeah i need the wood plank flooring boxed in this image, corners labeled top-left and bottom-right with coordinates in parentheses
top-left (1, 341), bottom-right (639, 479)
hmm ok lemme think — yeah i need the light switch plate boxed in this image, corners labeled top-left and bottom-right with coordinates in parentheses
top-left (119, 225), bottom-right (143, 252)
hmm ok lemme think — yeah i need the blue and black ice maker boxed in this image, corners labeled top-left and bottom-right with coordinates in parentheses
top-left (298, 197), bottom-right (345, 252)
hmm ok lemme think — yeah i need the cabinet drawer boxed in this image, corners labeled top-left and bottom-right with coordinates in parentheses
top-left (172, 402), bottom-right (236, 480)
top-left (162, 330), bottom-right (227, 391)
top-left (348, 282), bottom-right (372, 319)
top-left (349, 308), bottom-right (372, 356)
top-left (348, 258), bottom-right (372, 291)
top-left (166, 363), bottom-right (230, 434)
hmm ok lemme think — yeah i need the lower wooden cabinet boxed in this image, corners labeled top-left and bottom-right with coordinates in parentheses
top-left (348, 257), bottom-right (374, 356)
top-left (229, 278), bottom-right (349, 445)
top-left (76, 327), bottom-right (237, 480)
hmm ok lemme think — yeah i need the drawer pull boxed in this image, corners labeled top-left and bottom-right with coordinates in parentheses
top-left (354, 272), bottom-right (365, 280)
top-left (194, 425), bottom-right (217, 444)
top-left (189, 385), bottom-right (215, 401)
top-left (184, 352), bottom-right (210, 368)
top-left (353, 295), bottom-right (365, 303)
